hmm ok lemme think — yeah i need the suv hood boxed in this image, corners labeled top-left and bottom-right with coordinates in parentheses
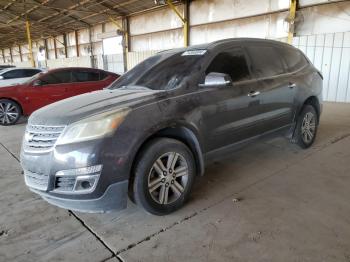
top-left (29, 88), bottom-right (164, 126)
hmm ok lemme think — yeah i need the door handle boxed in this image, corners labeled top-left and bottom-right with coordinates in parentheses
top-left (247, 91), bottom-right (260, 97)
top-left (288, 83), bottom-right (296, 89)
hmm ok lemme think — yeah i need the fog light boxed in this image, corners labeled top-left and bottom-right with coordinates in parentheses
top-left (74, 175), bottom-right (99, 192)
top-left (81, 181), bottom-right (91, 189)
top-left (54, 165), bottom-right (102, 194)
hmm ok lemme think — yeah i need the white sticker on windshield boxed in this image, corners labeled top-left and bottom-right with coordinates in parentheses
top-left (181, 50), bottom-right (207, 56)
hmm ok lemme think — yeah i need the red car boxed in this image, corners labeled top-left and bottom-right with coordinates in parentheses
top-left (0, 67), bottom-right (119, 125)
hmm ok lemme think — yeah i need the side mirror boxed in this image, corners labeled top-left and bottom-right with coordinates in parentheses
top-left (0, 76), bottom-right (4, 80)
top-left (32, 80), bottom-right (43, 86)
top-left (199, 72), bottom-right (232, 88)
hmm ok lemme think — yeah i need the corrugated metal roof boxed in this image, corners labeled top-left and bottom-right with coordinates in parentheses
top-left (0, 0), bottom-right (180, 48)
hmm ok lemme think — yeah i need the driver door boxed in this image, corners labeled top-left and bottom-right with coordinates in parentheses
top-left (199, 47), bottom-right (264, 153)
top-left (24, 70), bottom-right (72, 114)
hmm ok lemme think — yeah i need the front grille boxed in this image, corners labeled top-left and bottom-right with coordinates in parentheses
top-left (23, 125), bottom-right (65, 153)
top-left (55, 176), bottom-right (76, 192)
top-left (24, 169), bottom-right (49, 191)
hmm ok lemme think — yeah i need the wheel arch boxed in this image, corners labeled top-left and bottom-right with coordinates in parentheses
top-left (300, 96), bottom-right (320, 121)
top-left (130, 125), bottom-right (205, 179)
top-left (291, 95), bottom-right (320, 141)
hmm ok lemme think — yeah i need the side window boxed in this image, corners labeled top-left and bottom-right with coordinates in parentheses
top-left (279, 47), bottom-right (309, 72)
top-left (246, 45), bottom-right (285, 78)
top-left (205, 48), bottom-right (250, 82)
top-left (23, 69), bottom-right (41, 77)
top-left (72, 71), bottom-right (100, 82)
top-left (99, 72), bottom-right (108, 80)
top-left (2, 70), bottom-right (24, 79)
top-left (40, 71), bottom-right (72, 85)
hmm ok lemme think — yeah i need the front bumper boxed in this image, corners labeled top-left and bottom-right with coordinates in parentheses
top-left (20, 137), bottom-right (131, 213)
top-left (30, 181), bottom-right (128, 213)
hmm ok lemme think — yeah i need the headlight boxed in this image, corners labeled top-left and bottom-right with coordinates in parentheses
top-left (56, 108), bottom-right (129, 145)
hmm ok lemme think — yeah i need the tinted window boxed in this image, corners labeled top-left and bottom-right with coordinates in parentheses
top-left (40, 71), bottom-right (72, 85)
top-left (246, 45), bottom-right (285, 78)
top-left (206, 48), bottom-right (250, 82)
top-left (2, 69), bottom-right (25, 79)
top-left (279, 47), bottom-right (308, 72)
top-left (100, 71), bottom-right (108, 80)
top-left (23, 69), bottom-right (41, 77)
top-left (72, 71), bottom-right (100, 82)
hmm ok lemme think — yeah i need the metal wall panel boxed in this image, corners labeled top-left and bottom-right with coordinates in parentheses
top-left (293, 32), bottom-right (350, 102)
top-left (190, 11), bottom-right (288, 45)
top-left (101, 54), bottom-right (124, 74)
top-left (296, 2), bottom-right (350, 35)
top-left (299, 0), bottom-right (345, 7)
top-left (190, 0), bottom-right (289, 26)
top-left (46, 56), bottom-right (92, 68)
top-left (127, 50), bottom-right (159, 70)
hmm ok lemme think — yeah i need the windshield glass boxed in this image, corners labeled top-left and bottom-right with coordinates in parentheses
top-left (109, 50), bottom-right (206, 90)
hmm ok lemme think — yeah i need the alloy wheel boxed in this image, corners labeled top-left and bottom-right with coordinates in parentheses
top-left (148, 152), bottom-right (189, 205)
top-left (0, 101), bottom-right (19, 125)
top-left (301, 112), bottom-right (316, 144)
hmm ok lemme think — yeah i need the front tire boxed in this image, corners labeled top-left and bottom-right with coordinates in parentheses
top-left (132, 138), bottom-right (196, 215)
top-left (0, 99), bottom-right (21, 126)
top-left (294, 105), bottom-right (318, 149)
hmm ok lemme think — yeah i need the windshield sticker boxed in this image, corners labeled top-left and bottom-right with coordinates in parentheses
top-left (181, 50), bottom-right (207, 56)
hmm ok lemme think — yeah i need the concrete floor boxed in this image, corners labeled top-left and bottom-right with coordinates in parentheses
top-left (1, 102), bottom-right (350, 262)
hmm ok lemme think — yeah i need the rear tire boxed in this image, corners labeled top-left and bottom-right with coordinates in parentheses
top-left (0, 99), bottom-right (21, 126)
top-left (132, 138), bottom-right (196, 215)
top-left (293, 105), bottom-right (318, 149)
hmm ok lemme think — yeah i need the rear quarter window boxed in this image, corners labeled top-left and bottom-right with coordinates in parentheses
top-left (99, 71), bottom-right (109, 80)
top-left (279, 47), bottom-right (309, 73)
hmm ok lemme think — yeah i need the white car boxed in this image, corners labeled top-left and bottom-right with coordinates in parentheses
top-left (0, 68), bottom-right (43, 87)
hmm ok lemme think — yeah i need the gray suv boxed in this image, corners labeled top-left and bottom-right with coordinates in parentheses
top-left (20, 38), bottom-right (323, 215)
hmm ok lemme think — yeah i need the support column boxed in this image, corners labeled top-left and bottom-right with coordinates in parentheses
top-left (9, 47), bottom-right (13, 64)
top-left (75, 30), bottom-right (80, 57)
top-left (25, 20), bottom-right (35, 67)
top-left (183, 0), bottom-right (190, 47)
top-left (44, 39), bottom-right (49, 60)
top-left (122, 16), bottom-right (129, 72)
top-left (88, 27), bottom-right (95, 68)
top-left (63, 33), bottom-right (68, 58)
top-left (109, 16), bottom-right (129, 72)
top-left (18, 45), bottom-right (23, 62)
top-left (166, 0), bottom-right (189, 47)
top-left (288, 0), bottom-right (297, 44)
top-left (1, 49), bottom-right (5, 63)
top-left (53, 37), bottom-right (58, 59)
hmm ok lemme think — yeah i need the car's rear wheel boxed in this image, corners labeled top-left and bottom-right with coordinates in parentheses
top-left (0, 99), bottom-right (21, 126)
top-left (294, 105), bottom-right (318, 148)
top-left (132, 138), bottom-right (196, 215)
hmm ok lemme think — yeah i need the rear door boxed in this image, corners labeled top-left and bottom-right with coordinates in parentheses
top-left (199, 46), bottom-right (264, 152)
top-left (24, 70), bottom-right (72, 113)
top-left (244, 43), bottom-right (296, 132)
top-left (70, 69), bottom-right (105, 96)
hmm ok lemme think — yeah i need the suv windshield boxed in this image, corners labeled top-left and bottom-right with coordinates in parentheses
top-left (109, 50), bottom-right (206, 91)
